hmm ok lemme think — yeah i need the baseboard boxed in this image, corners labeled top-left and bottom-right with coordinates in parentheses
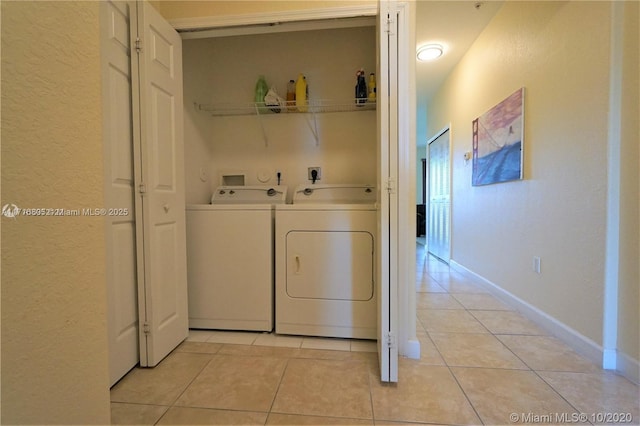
top-left (403, 338), bottom-right (421, 360)
top-left (617, 351), bottom-right (640, 385)
top-left (449, 260), bottom-right (604, 367)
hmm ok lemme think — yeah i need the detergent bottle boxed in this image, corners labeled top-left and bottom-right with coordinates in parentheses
top-left (254, 75), bottom-right (268, 104)
top-left (368, 73), bottom-right (376, 102)
top-left (295, 74), bottom-right (308, 112)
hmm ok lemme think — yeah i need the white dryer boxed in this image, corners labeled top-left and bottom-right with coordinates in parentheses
top-left (186, 185), bottom-right (287, 331)
top-left (275, 184), bottom-right (377, 339)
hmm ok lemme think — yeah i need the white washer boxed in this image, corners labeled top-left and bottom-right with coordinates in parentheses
top-left (275, 184), bottom-right (377, 339)
top-left (186, 185), bottom-right (287, 331)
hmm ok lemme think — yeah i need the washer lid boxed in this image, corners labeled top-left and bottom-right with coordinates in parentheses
top-left (293, 184), bottom-right (376, 204)
top-left (211, 185), bottom-right (287, 204)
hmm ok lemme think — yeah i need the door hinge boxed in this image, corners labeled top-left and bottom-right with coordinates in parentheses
top-left (386, 14), bottom-right (395, 34)
top-left (386, 177), bottom-right (396, 194)
top-left (143, 322), bottom-right (151, 335)
top-left (135, 37), bottom-right (142, 54)
top-left (385, 331), bottom-right (396, 349)
top-left (139, 183), bottom-right (147, 195)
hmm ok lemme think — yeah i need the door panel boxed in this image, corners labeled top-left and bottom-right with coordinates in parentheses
top-left (131, 1), bottom-right (188, 367)
top-left (427, 129), bottom-right (451, 263)
top-left (101, 0), bottom-right (139, 386)
top-left (376, 0), bottom-right (399, 383)
top-left (286, 231), bottom-right (374, 301)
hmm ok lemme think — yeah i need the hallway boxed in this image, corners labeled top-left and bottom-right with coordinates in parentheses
top-left (110, 244), bottom-right (639, 425)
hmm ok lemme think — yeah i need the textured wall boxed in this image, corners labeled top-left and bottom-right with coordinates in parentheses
top-left (427, 2), bottom-right (610, 345)
top-left (1, 1), bottom-right (111, 423)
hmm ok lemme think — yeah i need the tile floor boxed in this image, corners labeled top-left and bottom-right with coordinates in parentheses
top-left (111, 244), bottom-right (639, 425)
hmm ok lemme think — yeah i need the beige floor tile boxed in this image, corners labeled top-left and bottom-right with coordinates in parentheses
top-left (205, 330), bottom-right (259, 345)
top-left (110, 402), bottom-right (168, 425)
top-left (174, 341), bottom-right (223, 354)
top-left (370, 362), bottom-right (480, 425)
top-left (267, 413), bottom-right (373, 425)
top-left (110, 352), bottom-right (213, 405)
top-left (432, 274), bottom-right (488, 294)
top-left (296, 348), bottom-right (373, 362)
top-left (272, 358), bottom-right (373, 419)
top-left (498, 335), bottom-right (600, 372)
top-left (254, 333), bottom-right (303, 348)
top-left (430, 332), bottom-right (528, 369)
top-left (417, 309), bottom-right (489, 334)
top-left (415, 277), bottom-right (447, 293)
top-left (187, 329), bottom-right (217, 342)
top-left (416, 293), bottom-right (464, 310)
top-left (452, 367), bottom-right (580, 425)
top-left (218, 343), bottom-right (300, 358)
top-left (175, 354), bottom-right (287, 412)
top-left (424, 259), bottom-right (450, 274)
top-left (538, 371), bottom-right (640, 424)
top-left (415, 332), bottom-right (446, 366)
top-left (157, 406), bottom-right (267, 425)
top-left (301, 337), bottom-right (352, 351)
top-left (351, 339), bottom-right (378, 352)
top-left (452, 293), bottom-right (513, 310)
top-left (470, 310), bottom-right (547, 335)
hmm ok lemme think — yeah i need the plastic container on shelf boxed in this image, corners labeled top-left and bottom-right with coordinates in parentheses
top-left (295, 74), bottom-right (308, 112)
top-left (286, 79), bottom-right (296, 111)
top-left (254, 75), bottom-right (268, 104)
top-left (355, 68), bottom-right (367, 105)
top-left (368, 73), bottom-right (376, 102)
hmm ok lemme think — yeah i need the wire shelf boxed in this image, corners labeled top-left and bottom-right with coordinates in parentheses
top-left (194, 99), bottom-right (376, 116)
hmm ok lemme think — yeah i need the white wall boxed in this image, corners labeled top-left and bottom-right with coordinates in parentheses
top-left (428, 2), bottom-right (611, 348)
top-left (183, 27), bottom-right (377, 203)
top-left (1, 1), bottom-right (111, 423)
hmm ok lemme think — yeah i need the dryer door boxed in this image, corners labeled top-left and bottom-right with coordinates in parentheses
top-left (286, 231), bottom-right (374, 301)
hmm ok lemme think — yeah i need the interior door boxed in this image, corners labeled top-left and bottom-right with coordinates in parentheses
top-left (427, 128), bottom-right (451, 263)
top-left (101, 0), bottom-right (139, 386)
top-left (131, 1), bottom-right (188, 367)
top-left (376, 0), bottom-right (399, 383)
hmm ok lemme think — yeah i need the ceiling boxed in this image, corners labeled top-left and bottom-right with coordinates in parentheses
top-left (415, 1), bottom-right (503, 105)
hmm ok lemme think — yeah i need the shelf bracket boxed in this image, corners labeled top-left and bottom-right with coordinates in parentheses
top-left (254, 103), bottom-right (269, 147)
top-left (304, 109), bottom-right (320, 146)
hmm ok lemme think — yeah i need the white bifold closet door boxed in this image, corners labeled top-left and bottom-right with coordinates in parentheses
top-left (101, 0), bottom-right (139, 386)
top-left (130, 0), bottom-right (188, 368)
top-left (377, 0), bottom-right (407, 383)
top-left (103, 0), bottom-right (188, 385)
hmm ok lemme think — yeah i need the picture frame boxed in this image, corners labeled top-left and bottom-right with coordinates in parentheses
top-left (472, 87), bottom-right (524, 186)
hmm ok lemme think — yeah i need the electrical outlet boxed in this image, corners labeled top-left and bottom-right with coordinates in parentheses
top-left (308, 167), bottom-right (321, 181)
top-left (532, 256), bottom-right (541, 274)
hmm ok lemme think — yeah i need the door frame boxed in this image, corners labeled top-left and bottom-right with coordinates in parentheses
top-left (159, 0), bottom-right (417, 373)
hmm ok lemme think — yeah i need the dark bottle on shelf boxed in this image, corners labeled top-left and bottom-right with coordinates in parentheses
top-left (355, 68), bottom-right (367, 105)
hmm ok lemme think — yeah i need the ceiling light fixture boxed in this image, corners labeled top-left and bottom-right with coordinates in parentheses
top-left (416, 44), bottom-right (444, 62)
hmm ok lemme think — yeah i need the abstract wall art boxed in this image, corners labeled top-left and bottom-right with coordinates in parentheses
top-left (472, 88), bottom-right (524, 186)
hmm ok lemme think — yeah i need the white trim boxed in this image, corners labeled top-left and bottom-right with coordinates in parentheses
top-left (617, 351), bottom-right (640, 385)
top-left (403, 339), bottom-right (421, 360)
top-left (179, 16), bottom-right (376, 39)
top-left (449, 260), bottom-right (603, 367)
top-left (603, 0), bottom-right (624, 374)
top-left (169, 5), bottom-right (377, 32)
top-left (603, 349), bottom-right (618, 371)
top-left (395, 1), bottom-right (419, 362)
top-left (426, 124), bottom-right (450, 146)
